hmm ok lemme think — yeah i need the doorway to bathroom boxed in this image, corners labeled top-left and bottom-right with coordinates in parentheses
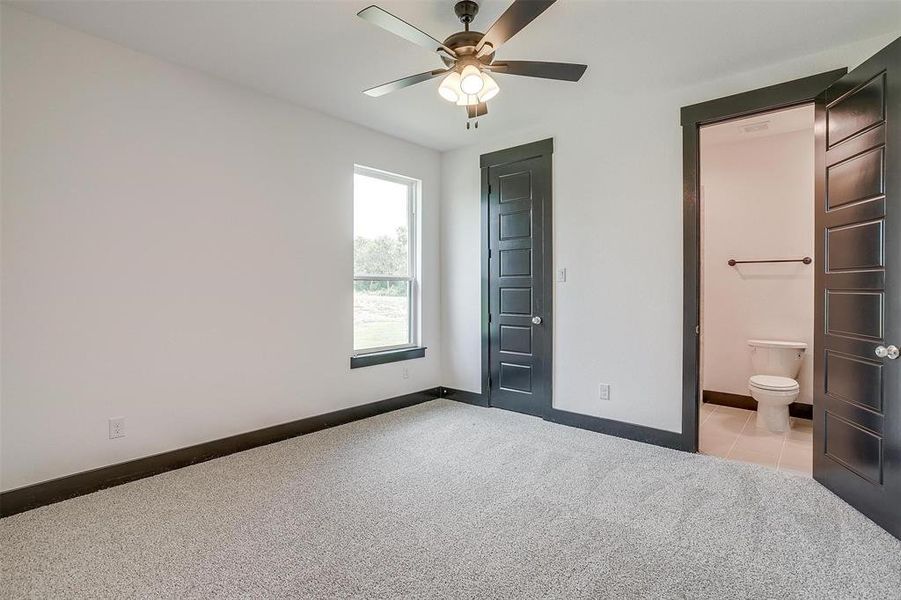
top-left (681, 42), bottom-right (901, 541)
top-left (696, 104), bottom-right (816, 475)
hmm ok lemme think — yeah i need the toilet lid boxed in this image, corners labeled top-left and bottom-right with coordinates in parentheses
top-left (749, 375), bottom-right (799, 391)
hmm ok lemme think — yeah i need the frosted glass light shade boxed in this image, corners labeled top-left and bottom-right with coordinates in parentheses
top-left (460, 65), bottom-right (484, 94)
top-left (477, 73), bottom-right (499, 102)
top-left (438, 72), bottom-right (461, 103)
top-left (456, 93), bottom-right (479, 106)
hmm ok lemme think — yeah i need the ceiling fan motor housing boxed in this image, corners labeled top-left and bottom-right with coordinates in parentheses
top-left (441, 30), bottom-right (492, 68)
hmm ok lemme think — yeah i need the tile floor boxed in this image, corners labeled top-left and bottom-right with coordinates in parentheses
top-left (699, 402), bottom-right (813, 476)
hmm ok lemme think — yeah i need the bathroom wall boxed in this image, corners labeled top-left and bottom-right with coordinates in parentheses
top-left (700, 107), bottom-right (815, 404)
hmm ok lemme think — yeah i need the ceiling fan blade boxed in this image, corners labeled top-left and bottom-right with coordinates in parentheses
top-left (466, 102), bottom-right (488, 119)
top-left (476, 0), bottom-right (556, 55)
top-left (358, 6), bottom-right (456, 57)
top-left (488, 61), bottom-right (587, 81)
top-left (363, 69), bottom-right (448, 97)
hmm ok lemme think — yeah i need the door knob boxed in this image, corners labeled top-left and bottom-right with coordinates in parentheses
top-left (531, 316), bottom-right (542, 325)
top-left (875, 345), bottom-right (899, 360)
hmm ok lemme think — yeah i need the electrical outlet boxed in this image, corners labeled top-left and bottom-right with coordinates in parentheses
top-left (598, 384), bottom-right (611, 401)
top-left (108, 417), bottom-right (126, 439)
top-left (402, 367), bottom-right (410, 379)
top-left (556, 267), bottom-right (567, 283)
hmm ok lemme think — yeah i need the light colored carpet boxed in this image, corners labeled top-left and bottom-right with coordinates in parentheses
top-left (2, 399), bottom-right (900, 599)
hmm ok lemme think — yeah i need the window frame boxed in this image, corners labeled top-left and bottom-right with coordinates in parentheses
top-left (352, 165), bottom-right (420, 357)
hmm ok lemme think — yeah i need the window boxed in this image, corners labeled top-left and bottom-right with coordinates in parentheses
top-left (353, 166), bottom-right (419, 357)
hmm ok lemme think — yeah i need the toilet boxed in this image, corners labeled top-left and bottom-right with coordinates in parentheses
top-left (747, 339), bottom-right (806, 433)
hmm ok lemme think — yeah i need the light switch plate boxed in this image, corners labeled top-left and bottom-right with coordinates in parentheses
top-left (556, 268), bottom-right (567, 283)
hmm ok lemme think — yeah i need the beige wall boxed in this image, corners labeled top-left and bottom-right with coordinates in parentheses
top-left (700, 120), bottom-right (815, 404)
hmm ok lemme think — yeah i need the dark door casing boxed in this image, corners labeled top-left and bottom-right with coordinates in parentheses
top-left (813, 38), bottom-right (900, 540)
top-left (680, 68), bottom-right (849, 453)
top-left (482, 140), bottom-right (553, 418)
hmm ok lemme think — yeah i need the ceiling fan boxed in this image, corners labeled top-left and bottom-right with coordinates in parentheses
top-left (358, 0), bottom-right (587, 123)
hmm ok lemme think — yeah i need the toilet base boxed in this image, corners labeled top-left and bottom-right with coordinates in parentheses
top-left (756, 403), bottom-right (791, 433)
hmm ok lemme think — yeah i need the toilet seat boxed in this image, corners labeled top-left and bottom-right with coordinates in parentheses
top-left (749, 374), bottom-right (799, 392)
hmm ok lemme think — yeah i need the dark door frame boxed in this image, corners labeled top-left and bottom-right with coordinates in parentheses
top-left (679, 68), bottom-right (848, 452)
top-left (480, 138), bottom-right (555, 415)
top-left (471, 138), bottom-right (690, 450)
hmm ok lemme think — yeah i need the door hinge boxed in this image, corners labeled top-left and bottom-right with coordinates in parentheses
top-left (487, 375), bottom-right (492, 388)
top-left (488, 248), bottom-right (492, 259)
top-left (696, 325), bottom-right (700, 335)
top-left (488, 183), bottom-right (492, 195)
top-left (488, 313), bottom-right (492, 323)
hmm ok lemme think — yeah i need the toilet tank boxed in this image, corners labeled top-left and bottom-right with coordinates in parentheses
top-left (748, 339), bottom-right (806, 378)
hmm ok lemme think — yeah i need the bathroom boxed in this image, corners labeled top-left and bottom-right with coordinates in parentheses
top-left (698, 104), bottom-right (815, 475)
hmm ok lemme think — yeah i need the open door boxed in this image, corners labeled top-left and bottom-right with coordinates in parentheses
top-left (814, 37), bottom-right (900, 540)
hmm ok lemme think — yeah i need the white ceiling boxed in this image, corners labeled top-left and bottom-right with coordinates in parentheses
top-left (9, 0), bottom-right (900, 151)
top-left (701, 104), bottom-right (814, 146)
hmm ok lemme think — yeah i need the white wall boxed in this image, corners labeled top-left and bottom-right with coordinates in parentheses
top-left (0, 8), bottom-right (441, 491)
top-left (440, 33), bottom-right (898, 433)
top-left (701, 126), bottom-right (815, 404)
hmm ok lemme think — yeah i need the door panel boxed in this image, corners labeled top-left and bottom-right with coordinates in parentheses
top-left (826, 147), bottom-right (884, 207)
top-left (499, 287), bottom-right (531, 314)
top-left (500, 362), bottom-right (532, 393)
top-left (824, 412), bottom-right (883, 484)
top-left (825, 291), bottom-right (883, 339)
top-left (500, 210), bottom-right (532, 239)
top-left (485, 147), bottom-right (552, 418)
top-left (499, 170), bottom-right (532, 203)
top-left (499, 248), bottom-right (532, 276)
top-left (825, 220), bottom-right (884, 271)
top-left (825, 351), bottom-right (884, 412)
top-left (826, 74), bottom-right (884, 146)
top-left (500, 325), bottom-right (532, 354)
top-left (814, 38), bottom-right (900, 540)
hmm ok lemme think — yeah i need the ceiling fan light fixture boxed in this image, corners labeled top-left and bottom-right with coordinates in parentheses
top-left (438, 72), bottom-right (462, 102)
top-left (455, 93), bottom-right (479, 107)
top-left (460, 64), bottom-right (484, 95)
top-left (477, 73), bottom-right (499, 102)
top-left (359, 1), bottom-right (588, 121)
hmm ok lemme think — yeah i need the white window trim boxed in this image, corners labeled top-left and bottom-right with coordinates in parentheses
top-left (352, 165), bottom-right (421, 356)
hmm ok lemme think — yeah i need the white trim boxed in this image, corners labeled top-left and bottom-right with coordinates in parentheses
top-left (352, 165), bottom-right (421, 355)
top-left (354, 164), bottom-right (419, 187)
top-left (352, 343), bottom-right (419, 357)
top-left (353, 275), bottom-right (412, 282)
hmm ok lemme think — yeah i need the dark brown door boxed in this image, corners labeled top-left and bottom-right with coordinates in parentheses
top-left (814, 38), bottom-right (900, 540)
top-left (483, 141), bottom-right (553, 418)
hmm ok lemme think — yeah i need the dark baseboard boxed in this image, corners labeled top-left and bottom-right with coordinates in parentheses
top-left (703, 389), bottom-right (757, 411)
top-left (546, 409), bottom-right (691, 452)
top-left (0, 387), bottom-right (441, 518)
top-left (438, 387), bottom-right (490, 407)
top-left (440, 388), bottom-right (689, 452)
top-left (8, 385), bottom-right (785, 518)
top-left (791, 403), bottom-right (813, 420)
top-left (703, 390), bottom-right (813, 420)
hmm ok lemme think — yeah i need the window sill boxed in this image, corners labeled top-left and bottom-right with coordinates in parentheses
top-left (350, 347), bottom-right (426, 369)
